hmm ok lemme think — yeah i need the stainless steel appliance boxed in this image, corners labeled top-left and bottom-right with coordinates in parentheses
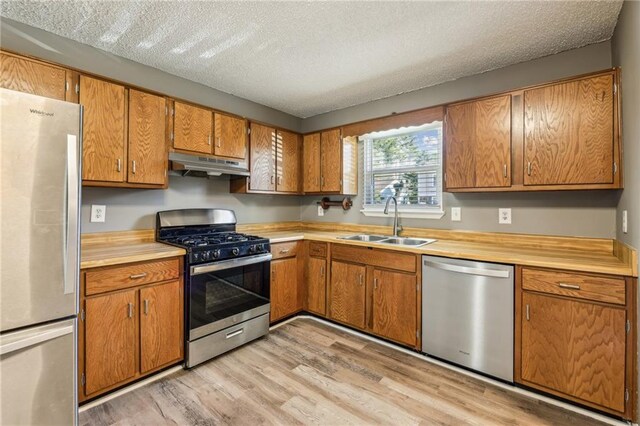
top-left (156, 209), bottom-right (271, 368)
top-left (0, 88), bottom-right (81, 424)
top-left (422, 255), bottom-right (514, 382)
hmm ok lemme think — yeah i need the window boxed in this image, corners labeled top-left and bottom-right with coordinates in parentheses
top-left (361, 122), bottom-right (444, 219)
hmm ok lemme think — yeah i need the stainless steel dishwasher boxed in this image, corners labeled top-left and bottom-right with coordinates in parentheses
top-left (422, 255), bottom-right (514, 382)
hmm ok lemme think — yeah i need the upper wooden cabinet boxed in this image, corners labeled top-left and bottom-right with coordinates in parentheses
top-left (128, 89), bottom-right (168, 186)
top-left (0, 51), bottom-right (76, 102)
top-left (230, 122), bottom-right (301, 194)
top-left (445, 95), bottom-right (511, 190)
top-left (80, 76), bottom-right (168, 188)
top-left (173, 101), bottom-right (212, 155)
top-left (302, 129), bottom-right (357, 195)
top-left (445, 69), bottom-right (621, 192)
top-left (214, 113), bottom-right (247, 159)
top-left (524, 73), bottom-right (616, 186)
top-left (80, 76), bottom-right (127, 183)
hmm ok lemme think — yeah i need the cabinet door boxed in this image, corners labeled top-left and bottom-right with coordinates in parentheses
top-left (276, 130), bottom-right (301, 193)
top-left (0, 52), bottom-right (67, 100)
top-left (524, 74), bottom-right (614, 185)
top-left (271, 257), bottom-right (299, 321)
top-left (80, 76), bottom-right (126, 182)
top-left (173, 101), bottom-right (212, 154)
top-left (329, 261), bottom-right (366, 329)
top-left (85, 290), bottom-right (137, 395)
top-left (303, 133), bottom-right (321, 192)
top-left (474, 95), bottom-right (511, 188)
top-left (214, 113), bottom-right (246, 159)
top-left (445, 102), bottom-right (475, 189)
top-left (249, 122), bottom-right (276, 191)
top-left (372, 269), bottom-right (417, 346)
top-left (521, 292), bottom-right (626, 412)
top-left (140, 280), bottom-right (183, 373)
top-left (307, 256), bottom-right (327, 316)
top-left (320, 129), bottom-right (342, 192)
top-left (128, 89), bottom-right (167, 185)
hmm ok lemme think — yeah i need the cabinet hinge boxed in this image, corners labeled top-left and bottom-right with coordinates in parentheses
top-left (80, 309), bottom-right (85, 322)
top-left (247, 127), bottom-right (251, 135)
top-left (81, 372), bottom-right (86, 387)
top-left (65, 81), bottom-right (69, 92)
top-left (75, 83), bottom-right (79, 94)
top-left (626, 319), bottom-right (630, 334)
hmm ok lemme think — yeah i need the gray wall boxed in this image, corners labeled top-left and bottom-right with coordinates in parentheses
top-left (0, 17), bottom-right (302, 132)
top-left (299, 42), bottom-right (619, 238)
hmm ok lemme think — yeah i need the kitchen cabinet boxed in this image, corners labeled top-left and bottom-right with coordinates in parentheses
top-left (329, 260), bottom-right (366, 329)
top-left (214, 112), bottom-right (247, 159)
top-left (173, 101), bottom-right (212, 155)
top-left (79, 257), bottom-right (183, 402)
top-left (270, 242), bottom-right (303, 322)
top-left (230, 123), bottom-right (301, 194)
top-left (445, 95), bottom-right (511, 190)
top-left (306, 242), bottom-right (328, 316)
top-left (0, 51), bottom-right (76, 102)
top-left (303, 129), bottom-right (357, 195)
top-left (524, 73), bottom-right (616, 186)
top-left (79, 75), bottom-right (126, 183)
top-left (371, 268), bottom-right (417, 347)
top-left (516, 266), bottom-right (634, 418)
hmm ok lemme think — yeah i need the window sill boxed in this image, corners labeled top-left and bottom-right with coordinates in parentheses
top-left (360, 209), bottom-right (445, 220)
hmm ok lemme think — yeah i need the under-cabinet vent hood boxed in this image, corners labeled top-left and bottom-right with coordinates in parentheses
top-left (169, 152), bottom-right (250, 178)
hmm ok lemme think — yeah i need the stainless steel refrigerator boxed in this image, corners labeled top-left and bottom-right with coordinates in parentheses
top-left (0, 88), bottom-right (81, 425)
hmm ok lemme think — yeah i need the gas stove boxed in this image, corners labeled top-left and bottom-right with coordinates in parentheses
top-left (156, 209), bottom-right (270, 265)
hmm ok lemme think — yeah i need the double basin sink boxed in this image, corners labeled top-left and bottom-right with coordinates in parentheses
top-left (338, 234), bottom-right (437, 247)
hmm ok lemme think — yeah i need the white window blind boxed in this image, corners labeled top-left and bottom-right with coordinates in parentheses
top-left (361, 122), bottom-right (443, 218)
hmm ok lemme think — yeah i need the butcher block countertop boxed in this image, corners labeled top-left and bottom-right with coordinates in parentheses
top-left (81, 223), bottom-right (637, 277)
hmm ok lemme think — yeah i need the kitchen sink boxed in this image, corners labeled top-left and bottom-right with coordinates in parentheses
top-left (379, 237), bottom-right (437, 247)
top-left (338, 234), bottom-right (389, 242)
top-left (338, 234), bottom-right (437, 247)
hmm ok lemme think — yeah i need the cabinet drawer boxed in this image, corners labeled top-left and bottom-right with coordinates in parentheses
top-left (331, 244), bottom-right (416, 273)
top-left (271, 241), bottom-right (298, 260)
top-left (522, 268), bottom-right (625, 305)
top-left (85, 258), bottom-right (180, 296)
top-left (309, 242), bottom-right (327, 258)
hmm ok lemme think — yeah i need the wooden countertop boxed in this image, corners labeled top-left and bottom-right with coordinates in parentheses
top-left (81, 224), bottom-right (637, 277)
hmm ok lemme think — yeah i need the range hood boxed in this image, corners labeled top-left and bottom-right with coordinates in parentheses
top-left (169, 152), bottom-right (250, 177)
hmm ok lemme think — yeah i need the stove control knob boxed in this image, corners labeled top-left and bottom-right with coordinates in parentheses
top-left (213, 249), bottom-right (221, 259)
top-left (193, 253), bottom-right (200, 262)
top-left (202, 251), bottom-right (211, 261)
top-left (232, 247), bottom-right (240, 256)
top-left (255, 244), bottom-right (263, 252)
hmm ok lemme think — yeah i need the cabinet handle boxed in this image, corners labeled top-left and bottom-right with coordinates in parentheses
top-left (558, 283), bottom-right (581, 290)
top-left (132, 160), bottom-right (136, 175)
top-left (320, 266), bottom-right (324, 276)
top-left (359, 274), bottom-right (363, 285)
top-left (503, 164), bottom-right (507, 178)
top-left (321, 176), bottom-right (324, 187)
top-left (226, 328), bottom-right (244, 339)
top-left (271, 175), bottom-right (275, 184)
top-left (278, 176), bottom-right (282, 185)
top-left (116, 158), bottom-right (121, 172)
top-left (128, 303), bottom-right (134, 318)
top-left (280, 249), bottom-right (290, 254)
top-left (143, 299), bottom-right (149, 315)
top-left (527, 161), bottom-right (532, 176)
top-left (129, 273), bottom-right (147, 279)
top-left (374, 278), bottom-right (379, 289)
top-left (207, 134), bottom-right (211, 145)
top-left (525, 304), bottom-right (530, 321)
top-left (217, 137), bottom-right (221, 148)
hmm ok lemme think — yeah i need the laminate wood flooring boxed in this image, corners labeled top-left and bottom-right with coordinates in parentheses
top-left (80, 318), bottom-right (609, 426)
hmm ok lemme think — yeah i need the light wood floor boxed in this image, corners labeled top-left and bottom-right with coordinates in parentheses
top-left (80, 318), bottom-right (608, 426)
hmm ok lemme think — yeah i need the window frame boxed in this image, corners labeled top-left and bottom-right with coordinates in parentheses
top-left (359, 122), bottom-right (445, 219)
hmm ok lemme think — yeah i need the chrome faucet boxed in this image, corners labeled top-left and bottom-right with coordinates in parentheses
top-left (384, 196), bottom-right (402, 237)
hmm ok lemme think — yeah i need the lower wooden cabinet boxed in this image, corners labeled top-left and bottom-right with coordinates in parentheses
top-left (306, 255), bottom-right (327, 316)
top-left (329, 260), bottom-right (366, 329)
top-left (270, 242), bottom-right (303, 322)
top-left (372, 268), bottom-right (417, 347)
top-left (516, 266), bottom-right (635, 418)
top-left (79, 257), bottom-right (184, 402)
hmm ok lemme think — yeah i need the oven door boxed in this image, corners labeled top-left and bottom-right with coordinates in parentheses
top-left (188, 253), bottom-right (271, 340)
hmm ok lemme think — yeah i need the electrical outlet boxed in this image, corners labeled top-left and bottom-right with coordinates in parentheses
top-left (317, 205), bottom-right (324, 217)
top-left (499, 208), bottom-right (511, 224)
top-left (451, 207), bottom-right (461, 222)
top-left (91, 205), bottom-right (106, 223)
top-left (622, 210), bottom-right (628, 234)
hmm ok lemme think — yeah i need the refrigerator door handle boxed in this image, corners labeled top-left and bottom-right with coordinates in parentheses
top-left (0, 324), bottom-right (74, 356)
top-left (63, 134), bottom-right (79, 295)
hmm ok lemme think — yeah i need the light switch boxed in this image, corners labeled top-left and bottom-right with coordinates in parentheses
top-left (499, 208), bottom-right (511, 224)
top-left (91, 205), bottom-right (106, 223)
top-left (451, 207), bottom-right (461, 222)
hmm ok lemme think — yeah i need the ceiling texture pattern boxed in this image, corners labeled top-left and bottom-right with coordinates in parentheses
top-left (0, 1), bottom-right (623, 118)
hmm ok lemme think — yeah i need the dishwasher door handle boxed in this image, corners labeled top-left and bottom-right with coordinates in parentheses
top-left (423, 260), bottom-right (511, 278)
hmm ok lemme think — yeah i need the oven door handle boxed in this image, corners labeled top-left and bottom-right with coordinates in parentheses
top-left (190, 253), bottom-right (273, 275)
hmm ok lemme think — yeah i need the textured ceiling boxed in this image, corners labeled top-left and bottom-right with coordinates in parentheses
top-left (1, 1), bottom-right (622, 118)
